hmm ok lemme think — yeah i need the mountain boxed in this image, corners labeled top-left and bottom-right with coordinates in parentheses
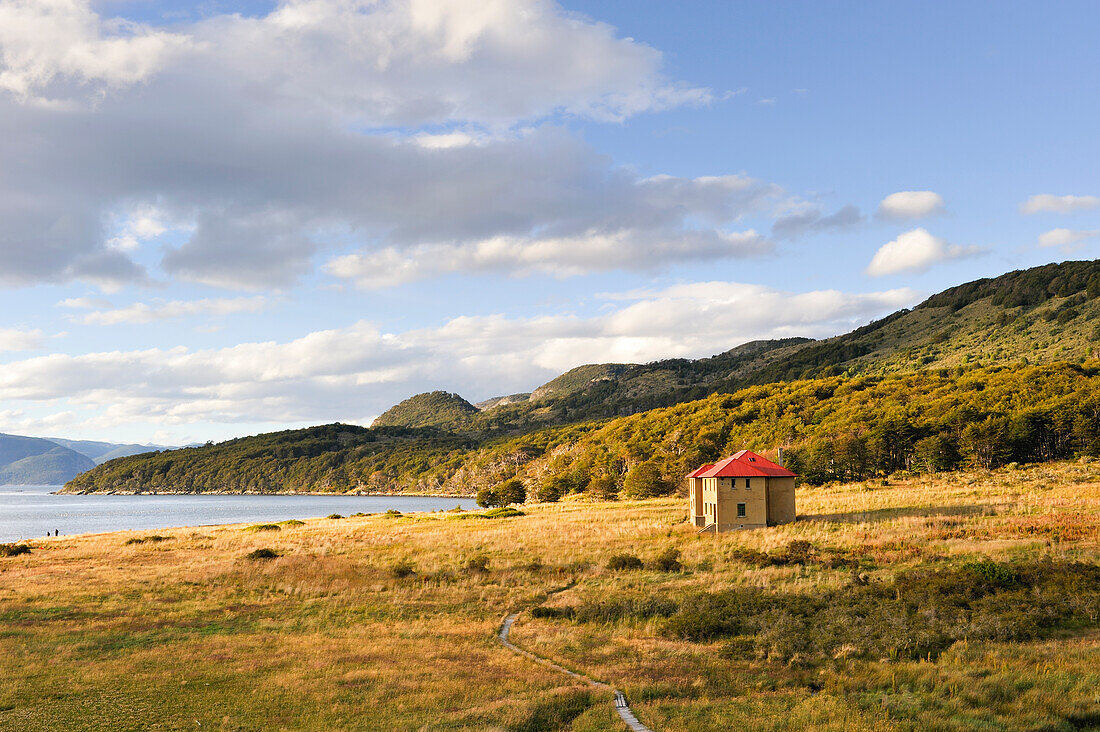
top-left (372, 391), bottom-right (479, 429)
top-left (65, 259), bottom-right (1100, 495)
top-left (0, 434), bottom-right (96, 485)
top-left (49, 438), bottom-right (165, 465)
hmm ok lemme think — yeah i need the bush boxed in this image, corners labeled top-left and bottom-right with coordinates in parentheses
top-left (124, 535), bottom-right (171, 545)
top-left (606, 553), bottom-right (644, 571)
top-left (326, 514), bottom-right (344, 520)
top-left (244, 524), bottom-right (281, 532)
top-left (245, 548), bottom-right (279, 560)
top-left (0, 543), bottom-right (31, 557)
top-left (278, 519), bottom-right (305, 526)
top-left (651, 547), bottom-right (683, 572)
top-left (390, 560), bottom-right (416, 578)
top-left (481, 506), bottom-right (524, 519)
top-left (464, 554), bottom-right (490, 573)
top-left (384, 509), bottom-right (402, 518)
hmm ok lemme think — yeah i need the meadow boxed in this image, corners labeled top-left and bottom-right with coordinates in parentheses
top-left (2, 461), bottom-right (1098, 730)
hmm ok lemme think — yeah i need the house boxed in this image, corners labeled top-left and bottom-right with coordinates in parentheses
top-left (687, 450), bottom-right (797, 531)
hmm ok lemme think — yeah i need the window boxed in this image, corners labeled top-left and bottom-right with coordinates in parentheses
top-left (745, 478), bottom-right (751, 489)
top-left (737, 503), bottom-right (746, 518)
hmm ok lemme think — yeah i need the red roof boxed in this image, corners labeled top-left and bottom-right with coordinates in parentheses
top-left (690, 450), bottom-right (796, 478)
top-left (686, 463), bottom-right (715, 478)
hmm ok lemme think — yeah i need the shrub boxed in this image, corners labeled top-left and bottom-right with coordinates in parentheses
top-left (651, 547), bottom-right (683, 572)
top-left (384, 509), bottom-right (402, 518)
top-left (245, 548), bottom-right (279, 560)
top-left (244, 524), bottom-right (281, 532)
top-left (326, 514), bottom-right (344, 520)
top-left (390, 560), bottom-right (416, 578)
top-left (481, 506), bottom-right (524, 519)
top-left (0, 543), bottom-right (31, 557)
top-left (606, 553), bottom-right (644, 571)
top-left (509, 689), bottom-right (593, 732)
top-left (278, 519), bottom-right (305, 526)
top-left (124, 535), bottom-right (171, 545)
top-left (463, 554), bottom-right (490, 573)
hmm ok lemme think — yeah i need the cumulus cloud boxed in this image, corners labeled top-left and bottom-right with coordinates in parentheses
top-left (326, 227), bottom-right (769, 288)
top-left (876, 191), bottom-right (944, 220)
top-left (0, 1), bottom-right (771, 290)
top-left (1038, 228), bottom-right (1100, 251)
top-left (0, 282), bottom-right (916, 433)
top-left (71, 296), bottom-right (268, 325)
top-left (0, 0), bottom-right (191, 101)
top-left (0, 327), bottom-right (46, 351)
top-left (1020, 194), bottom-right (1100, 215)
top-left (771, 204), bottom-right (861, 239)
top-left (1, 0), bottom-right (707, 123)
top-left (866, 228), bottom-right (982, 276)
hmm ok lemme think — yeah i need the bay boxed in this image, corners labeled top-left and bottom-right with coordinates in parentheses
top-left (0, 485), bottom-right (477, 542)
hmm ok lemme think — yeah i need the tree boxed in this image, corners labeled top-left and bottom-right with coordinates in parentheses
top-left (496, 478), bottom-right (526, 506)
top-left (586, 474), bottom-right (619, 500)
top-left (913, 434), bottom-right (960, 473)
top-left (476, 486), bottom-right (500, 508)
top-left (622, 461), bottom-right (671, 499)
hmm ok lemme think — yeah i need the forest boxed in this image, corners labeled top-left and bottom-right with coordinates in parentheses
top-left (64, 361), bottom-right (1100, 497)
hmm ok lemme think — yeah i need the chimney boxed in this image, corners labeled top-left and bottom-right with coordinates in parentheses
top-left (777, 447), bottom-right (785, 467)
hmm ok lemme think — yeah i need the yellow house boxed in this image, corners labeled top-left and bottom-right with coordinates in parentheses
top-left (687, 450), bottom-right (797, 531)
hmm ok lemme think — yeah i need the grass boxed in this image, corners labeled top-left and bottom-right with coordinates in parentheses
top-left (123, 535), bottom-right (172, 546)
top-left (0, 460), bottom-right (1097, 729)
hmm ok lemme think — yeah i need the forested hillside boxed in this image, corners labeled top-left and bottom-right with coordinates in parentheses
top-left (64, 260), bottom-right (1100, 496)
top-left (64, 361), bottom-right (1100, 495)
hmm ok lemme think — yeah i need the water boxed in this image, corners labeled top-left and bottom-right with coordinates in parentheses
top-left (0, 485), bottom-right (478, 543)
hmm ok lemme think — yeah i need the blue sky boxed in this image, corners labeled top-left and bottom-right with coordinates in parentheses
top-left (0, 0), bottom-right (1097, 444)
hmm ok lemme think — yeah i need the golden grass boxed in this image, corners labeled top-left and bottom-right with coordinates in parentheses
top-left (0, 461), bottom-right (1097, 729)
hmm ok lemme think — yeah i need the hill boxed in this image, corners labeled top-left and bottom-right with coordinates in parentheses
top-left (49, 437), bottom-right (165, 464)
top-left (65, 259), bottom-right (1100, 495)
top-left (0, 434), bottom-right (95, 485)
top-left (372, 391), bottom-right (479, 430)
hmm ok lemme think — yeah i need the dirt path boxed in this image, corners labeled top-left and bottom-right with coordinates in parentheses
top-left (497, 609), bottom-right (652, 732)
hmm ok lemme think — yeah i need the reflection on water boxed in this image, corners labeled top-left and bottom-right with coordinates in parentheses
top-left (0, 485), bottom-right (477, 542)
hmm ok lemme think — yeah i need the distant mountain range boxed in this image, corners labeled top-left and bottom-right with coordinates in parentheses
top-left (0, 434), bottom-right (172, 485)
top-left (64, 259), bottom-right (1100, 495)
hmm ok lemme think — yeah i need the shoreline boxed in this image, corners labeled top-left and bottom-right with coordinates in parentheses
top-left (51, 488), bottom-right (471, 498)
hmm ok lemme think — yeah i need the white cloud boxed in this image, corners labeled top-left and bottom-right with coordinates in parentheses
top-left (0, 1), bottom-right (757, 291)
top-left (866, 228), bottom-right (982, 276)
top-left (1038, 228), bottom-right (1100, 251)
top-left (325, 228), bottom-right (769, 288)
top-left (73, 296), bottom-right (269, 325)
top-left (0, 282), bottom-right (916, 433)
top-left (2, 0), bottom-right (708, 125)
top-left (1020, 194), bottom-right (1100, 215)
top-left (876, 191), bottom-right (944, 220)
top-left (56, 296), bottom-right (110, 309)
top-left (0, 327), bottom-right (45, 351)
top-left (0, 0), bottom-right (191, 101)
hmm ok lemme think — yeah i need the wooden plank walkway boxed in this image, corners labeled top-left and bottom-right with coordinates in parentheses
top-left (498, 611), bottom-right (653, 732)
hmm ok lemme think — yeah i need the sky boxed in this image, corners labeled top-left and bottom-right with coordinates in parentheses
top-left (0, 0), bottom-right (1097, 445)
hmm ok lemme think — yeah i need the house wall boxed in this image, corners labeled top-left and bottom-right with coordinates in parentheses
top-left (715, 476), bottom-right (767, 531)
top-left (765, 476), bottom-right (796, 525)
top-left (689, 477), bottom-right (705, 526)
